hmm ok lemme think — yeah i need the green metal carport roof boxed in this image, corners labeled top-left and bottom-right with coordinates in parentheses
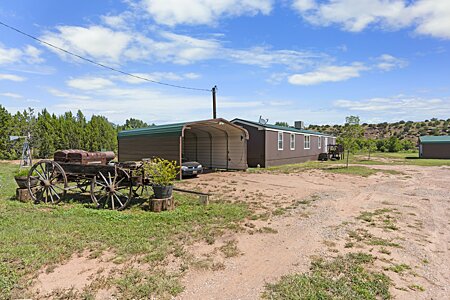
top-left (118, 122), bottom-right (187, 138)
top-left (419, 136), bottom-right (450, 144)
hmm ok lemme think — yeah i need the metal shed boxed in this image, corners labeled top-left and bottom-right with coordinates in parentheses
top-left (118, 118), bottom-right (249, 176)
top-left (419, 136), bottom-right (450, 159)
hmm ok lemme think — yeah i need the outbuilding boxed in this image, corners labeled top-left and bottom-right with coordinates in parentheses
top-left (231, 118), bottom-right (336, 167)
top-left (419, 136), bottom-right (450, 159)
top-left (118, 118), bottom-right (249, 175)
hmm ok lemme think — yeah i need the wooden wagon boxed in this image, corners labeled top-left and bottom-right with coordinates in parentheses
top-left (26, 150), bottom-right (147, 210)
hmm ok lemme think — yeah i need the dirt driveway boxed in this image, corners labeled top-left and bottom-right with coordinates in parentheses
top-left (176, 165), bottom-right (450, 299)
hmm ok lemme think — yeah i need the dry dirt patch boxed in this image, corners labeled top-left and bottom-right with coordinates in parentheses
top-left (177, 166), bottom-right (450, 299)
top-left (31, 250), bottom-right (117, 298)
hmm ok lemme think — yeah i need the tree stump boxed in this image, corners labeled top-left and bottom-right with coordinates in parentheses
top-left (149, 196), bottom-right (175, 212)
top-left (16, 187), bottom-right (37, 202)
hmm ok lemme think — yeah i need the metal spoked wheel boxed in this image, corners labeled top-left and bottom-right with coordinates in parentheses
top-left (28, 160), bottom-right (67, 204)
top-left (90, 168), bottom-right (132, 210)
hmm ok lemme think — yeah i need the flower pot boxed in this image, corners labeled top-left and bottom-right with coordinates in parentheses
top-left (14, 176), bottom-right (38, 189)
top-left (152, 185), bottom-right (173, 199)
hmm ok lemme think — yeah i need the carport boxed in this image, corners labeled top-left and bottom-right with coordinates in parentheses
top-left (118, 118), bottom-right (249, 178)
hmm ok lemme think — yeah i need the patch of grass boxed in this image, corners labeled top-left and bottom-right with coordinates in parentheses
top-left (357, 152), bottom-right (450, 167)
top-left (0, 162), bottom-right (249, 299)
top-left (357, 209), bottom-right (399, 231)
top-left (325, 166), bottom-right (402, 177)
top-left (347, 228), bottom-right (401, 248)
top-left (188, 257), bottom-right (225, 271)
top-left (408, 284), bottom-right (425, 292)
top-left (386, 263), bottom-right (411, 274)
top-left (263, 252), bottom-right (391, 300)
top-left (220, 240), bottom-right (240, 258)
top-left (344, 242), bottom-right (354, 248)
top-left (257, 227), bottom-right (278, 234)
top-left (273, 207), bottom-right (287, 216)
top-left (367, 238), bottom-right (401, 248)
top-left (114, 268), bottom-right (183, 299)
top-left (248, 161), bottom-right (335, 174)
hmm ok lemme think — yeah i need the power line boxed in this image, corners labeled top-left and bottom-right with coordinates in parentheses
top-left (0, 20), bottom-right (212, 92)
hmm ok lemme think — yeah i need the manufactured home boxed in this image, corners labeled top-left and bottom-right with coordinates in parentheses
top-left (118, 118), bottom-right (249, 174)
top-left (419, 136), bottom-right (450, 159)
top-left (231, 119), bottom-right (336, 167)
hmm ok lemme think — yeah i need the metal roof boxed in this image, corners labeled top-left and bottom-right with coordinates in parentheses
top-left (118, 118), bottom-right (249, 138)
top-left (419, 135), bottom-right (450, 144)
top-left (118, 122), bottom-right (187, 138)
top-left (231, 118), bottom-right (332, 136)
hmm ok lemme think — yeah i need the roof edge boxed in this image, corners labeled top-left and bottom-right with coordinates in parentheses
top-left (231, 118), bottom-right (334, 137)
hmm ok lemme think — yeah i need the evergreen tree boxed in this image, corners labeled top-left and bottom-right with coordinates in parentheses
top-left (0, 105), bottom-right (13, 159)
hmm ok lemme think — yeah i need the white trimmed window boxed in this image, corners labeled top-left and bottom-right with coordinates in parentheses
top-left (278, 132), bottom-right (283, 150)
top-left (318, 136), bottom-right (322, 149)
top-left (304, 135), bottom-right (310, 149)
top-left (290, 134), bottom-right (295, 150)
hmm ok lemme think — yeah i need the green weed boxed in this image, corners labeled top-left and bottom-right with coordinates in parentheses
top-left (263, 253), bottom-right (391, 300)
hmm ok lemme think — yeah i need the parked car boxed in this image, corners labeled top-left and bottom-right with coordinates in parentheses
top-left (181, 161), bottom-right (203, 177)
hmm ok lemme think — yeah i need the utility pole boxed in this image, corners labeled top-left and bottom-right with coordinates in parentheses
top-left (212, 85), bottom-right (217, 119)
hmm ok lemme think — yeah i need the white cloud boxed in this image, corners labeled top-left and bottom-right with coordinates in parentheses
top-left (226, 46), bottom-right (326, 69)
top-left (66, 76), bottom-right (114, 90)
top-left (0, 44), bottom-right (44, 65)
top-left (292, 0), bottom-right (450, 39)
top-left (288, 63), bottom-right (367, 85)
top-left (141, 0), bottom-right (273, 26)
top-left (101, 14), bottom-right (130, 29)
top-left (333, 95), bottom-right (450, 120)
top-left (375, 54), bottom-right (408, 71)
top-left (0, 45), bottom-right (22, 64)
top-left (47, 88), bottom-right (92, 100)
top-left (141, 31), bottom-right (221, 64)
top-left (23, 46), bottom-right (44, 64)
top-left (267, 72), bottom-right (289, 84)
top-left (40, 25), bottom-right (325, 69)
top-left (292, 0), bottom-right (317, 11)
top-left (41, 26), bottom-right (132, 63)
top-left (48, 85), bottom-right (263, 123)
top-left (113, 72), bottom-right (201, 84)
top-left (0, 92), bottom-right (23, 99)
top-left (0, 74), bottom-right (26, 81)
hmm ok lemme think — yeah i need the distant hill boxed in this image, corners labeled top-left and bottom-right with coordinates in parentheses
top-left (307, 118), bottom-right (450, 142)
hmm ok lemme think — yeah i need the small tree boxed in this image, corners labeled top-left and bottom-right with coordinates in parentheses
top-left (365, 139), bottom-right (377, 160)
top-left (275, 121), bottom-right (290, 127)
top-left (339, 116), bottom-right (364, 168)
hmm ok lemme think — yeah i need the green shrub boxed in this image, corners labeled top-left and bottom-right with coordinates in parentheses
top-left (14, 168), bottom-right (37, 177)
top-left (144, 157), bottom-right (179, 186)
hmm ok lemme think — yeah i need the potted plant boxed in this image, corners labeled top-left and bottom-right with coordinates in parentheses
top-left (14, 168), bottom-right (38, 189)
top-left (144, 157), bottom-right (179, 199)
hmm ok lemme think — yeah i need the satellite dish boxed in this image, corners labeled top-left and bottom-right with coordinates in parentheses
top-left (258, 115), bottom-right (268, 125)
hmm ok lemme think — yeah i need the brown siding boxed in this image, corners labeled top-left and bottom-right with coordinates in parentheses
top-left (118, 135), bottom-right (180, 163)
top-left (233, 122), bottom-right (265, 167)
top-left (421, 143), bottom-right (450, 159)
top-left (265, 131), bottom-right (327, 167)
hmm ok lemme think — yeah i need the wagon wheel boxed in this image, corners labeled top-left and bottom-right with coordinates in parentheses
top-left (28, 160), bottom-right (67, 204)
top-left (90, 168), bottom-right (132, 210)
top-left (132, 184), bottom-right (152, 198)
top-left (76, 178), bottom-right (92, 193)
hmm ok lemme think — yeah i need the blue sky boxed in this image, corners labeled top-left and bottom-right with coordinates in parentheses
top-left (0, 0), bottom-right (449, 126)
